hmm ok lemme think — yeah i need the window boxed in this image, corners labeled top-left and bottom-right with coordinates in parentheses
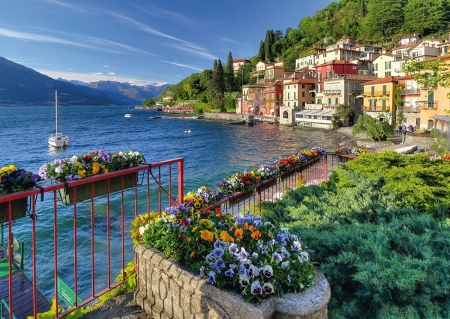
top-left (283, 111), bottom-right (288, 118)
top-left (371, 86), bottom-right (375, 96)
top-left (294, 85), bottom-right (296, 89)
top-left (381, 99), bottom-right (386, 111)
top-left (352, 66), bottom-right (357, 69)
top-left (302, 84), bottom-right (305, 88)
top-left (302, 92), bottom-right (305, 97)
top-left (385, 71), bottom-right (391, 77)
top-left (288, 92), bottom-right (290, 99)
top-left (294, 102), bottom-right (297, 106)
top-left (294, 92), bottom-right (296, 99)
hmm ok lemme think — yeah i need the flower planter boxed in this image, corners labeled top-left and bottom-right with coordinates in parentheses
top-left (134, 244), bottom-right (330, 319)
top-left (0, 197), bottom-right (29, 223)
top-left (58, 172), bottom-right (137, 205)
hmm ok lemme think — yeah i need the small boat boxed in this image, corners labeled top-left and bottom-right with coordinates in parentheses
top-left (125, 114), bottom-right (133, 118)
top-left (48, 90), bottom-right (69, 148)
top-left (149, 116), bottom-right (162, 119)
top-left (395, 145), bottom-right (418, 154)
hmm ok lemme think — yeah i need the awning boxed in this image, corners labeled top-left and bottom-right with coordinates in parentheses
top-left (356, 95), bottom-right (364, 99)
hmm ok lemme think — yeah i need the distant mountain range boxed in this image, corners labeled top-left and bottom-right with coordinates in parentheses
top-left (0, 57), bottom-right (172, 106)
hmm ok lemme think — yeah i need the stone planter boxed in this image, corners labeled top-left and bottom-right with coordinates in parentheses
top-left (59, 172), bottom-right (137, 205)
top-left (0, 197), bottom-right (29, 223)
top-left (135, 244), bottom-right (330, 319)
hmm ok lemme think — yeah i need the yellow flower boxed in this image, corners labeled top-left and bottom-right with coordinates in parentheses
top-left (191, 226), bottom-right (198, 233)
top-left (119, 151), bottom-right (124, 156)
top-left (200, 230), bottom-right (214, 242)
top-left (268, 231), bottom-right (272, 238)
top-left (92, 162), bottom-right (101, 174)
top-left (190, 252), bottom-right (195, 258)
top-left (199, 219), bottom-right (212, 228)
top-left (220, 230), bottom-right (234, 243)
top-left (78, 169), bottom-right (86, 178)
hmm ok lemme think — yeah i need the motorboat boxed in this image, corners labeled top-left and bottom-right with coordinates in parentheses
top-left (125, 114), bottom-right (133, 118)
top-left (48, 90), bottom-right (69, 148)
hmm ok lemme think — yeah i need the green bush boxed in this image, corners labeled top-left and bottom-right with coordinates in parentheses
top-left (260, 153), bottom-right (450, 318)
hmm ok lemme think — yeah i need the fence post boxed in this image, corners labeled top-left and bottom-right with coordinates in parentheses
top-left (324, 154), bottom-right (328, 182)
top-left (178, 159), bottom-right (184, 205)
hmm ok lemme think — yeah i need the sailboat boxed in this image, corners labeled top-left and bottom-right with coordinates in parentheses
top-left (48, 90), bottom-right (69, 148)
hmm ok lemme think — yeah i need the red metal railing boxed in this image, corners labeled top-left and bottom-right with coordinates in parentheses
top-left (206, 154), bottom-right (344, 215)
top-left (0, 158), bottom-right (184, 319)
top-left (0, 154), bottom-right (347, 319)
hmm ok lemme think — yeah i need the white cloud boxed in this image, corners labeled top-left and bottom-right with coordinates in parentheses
top-left (162, 61), bottom-right (203, 71)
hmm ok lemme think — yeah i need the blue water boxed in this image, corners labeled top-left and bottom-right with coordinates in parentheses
top-left (0, 105), bottom-right (343, 305)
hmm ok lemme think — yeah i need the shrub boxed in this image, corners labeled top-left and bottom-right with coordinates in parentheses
top-left (260, 153), bottom-right (450, 317)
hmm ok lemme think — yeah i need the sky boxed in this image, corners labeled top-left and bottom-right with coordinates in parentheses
top-left (1, 0), bottom-right (336, 86)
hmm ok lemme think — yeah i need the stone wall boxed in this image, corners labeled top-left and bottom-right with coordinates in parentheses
top-left (204, 113), bottom-right (245, 122)
top-left (135, 244), bottom-right (330, 319)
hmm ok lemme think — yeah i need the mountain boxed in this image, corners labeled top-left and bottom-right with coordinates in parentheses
top-left (87, 81), bottom-right (172, 101)
top-left (57, 78), bottom-right (172, 102)
top-left (0, 57), bottom-right (169, 106)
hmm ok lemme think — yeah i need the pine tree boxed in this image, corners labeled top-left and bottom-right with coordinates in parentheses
top-left (258, 40), bottom-right (265, 61)
top-left (265, 30), bottom-right (274, 62)
top-left (226, 51), bottom-right (235, 92)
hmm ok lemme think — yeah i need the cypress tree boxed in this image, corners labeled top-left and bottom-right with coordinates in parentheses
top-left (258, 40), bottom-right (265, 61)
top-left (265, 30), bottom-right (274, 62)
top-left (226, 51), bottom-right (235, 92)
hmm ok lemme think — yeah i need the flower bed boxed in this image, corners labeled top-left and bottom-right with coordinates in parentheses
top-left (38, 150), bottom-right (145, 182)
top-left (335, 146), bottom-right (367, 157)
top-left (1, 164), bottom-right (41, 221)
top-left (134, 244), bottom-right (330, 319)
top-left (38, 150), bottom-right (145, 204)
top-left (132, 206), bottom-right (330, 318)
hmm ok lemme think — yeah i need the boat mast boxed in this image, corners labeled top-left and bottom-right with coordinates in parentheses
top-left (55, 90), bottom-right (58, 135)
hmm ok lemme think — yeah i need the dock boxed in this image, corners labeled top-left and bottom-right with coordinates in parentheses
top-left (0, 247), bottom-right (51, 319)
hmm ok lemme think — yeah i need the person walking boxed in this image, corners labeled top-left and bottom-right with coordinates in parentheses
top-left (401, 125), bottom-right (407, 144)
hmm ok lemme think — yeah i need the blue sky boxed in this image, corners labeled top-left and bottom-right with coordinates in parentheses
top-left (1, 0), bottom-right (335, 85)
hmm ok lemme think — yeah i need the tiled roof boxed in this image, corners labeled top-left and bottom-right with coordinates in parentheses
top-left (362, 76), bottom-right (399, 85)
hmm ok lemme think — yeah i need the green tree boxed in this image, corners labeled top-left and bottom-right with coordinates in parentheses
top-left (403, 0), bottom-right (449, 35)
top-left (361, 0), bottom-right (406, 41)
top-left (352, 114), bottom-right (394, 140)
top-left (143, 97), bottom-right (155, 107)
top-left (264, 30), bottom-right (275, 62)
top-left (403, 58), bottom-right (450, 94)
top-left (335, 103), bottom-right (352, 125)
top-left (258, 40), bottom-right (265, 62)
top-left (226, 51), bottom-right (235, 92)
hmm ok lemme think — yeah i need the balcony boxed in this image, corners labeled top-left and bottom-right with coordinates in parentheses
top-left (418, 101), bottom-right (438, 110)
top-left (323, 89), bottom-right (341, 95)
top-left (349, 88), bottom-right (362, 95)
top-left (401, 88), bottom-right (420, 95)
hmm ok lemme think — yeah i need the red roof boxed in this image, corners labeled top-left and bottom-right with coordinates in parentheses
top-left (362, 76), bottom-right (399, 85)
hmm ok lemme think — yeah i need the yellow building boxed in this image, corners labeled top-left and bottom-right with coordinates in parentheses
top-left (417, 55), bottom-right (450, 130)
top-left (361, 76), bottom-right (398, 123)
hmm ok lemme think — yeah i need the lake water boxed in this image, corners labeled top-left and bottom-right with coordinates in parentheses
top-left (0, 105), bottom-right (344, 303)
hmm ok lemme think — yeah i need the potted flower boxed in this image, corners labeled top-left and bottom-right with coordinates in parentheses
top-left (132, 208), bottom-right (330, 318)
top-left (1, 164), bottom-right (41, 222)
top-left (38, 150), bottom-right (145, 204)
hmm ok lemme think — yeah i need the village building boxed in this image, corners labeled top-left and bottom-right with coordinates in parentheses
top-left (361, 76), bottom-right (399, 124)
top-left (232, 58), bottom-right (251, 72)
top-left (397, 75), bottom-right (421, 127)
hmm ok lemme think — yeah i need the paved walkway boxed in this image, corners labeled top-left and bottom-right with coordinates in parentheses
top-left (81, 292), bottom-right (151, 319)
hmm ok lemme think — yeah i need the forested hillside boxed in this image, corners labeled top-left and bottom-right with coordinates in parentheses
top-left (159, 0), bottom-right (450, 110)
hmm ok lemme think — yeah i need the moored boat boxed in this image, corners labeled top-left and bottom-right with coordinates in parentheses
top-left (48, 90), bottom-right (69, 148)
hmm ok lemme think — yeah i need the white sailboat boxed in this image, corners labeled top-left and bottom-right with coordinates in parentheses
top-left (48, 90), bottom-right (69, 148)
